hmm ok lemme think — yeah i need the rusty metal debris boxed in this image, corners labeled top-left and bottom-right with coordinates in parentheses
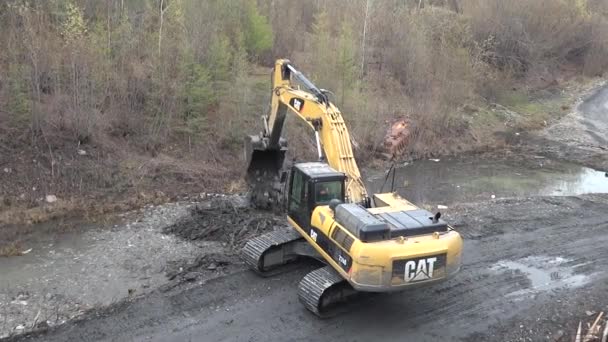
top-left (382, 118), bottom-right (411, 159)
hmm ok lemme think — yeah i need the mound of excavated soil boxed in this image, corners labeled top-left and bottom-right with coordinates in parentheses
top-left (162, 198), bottom-right (286, 249)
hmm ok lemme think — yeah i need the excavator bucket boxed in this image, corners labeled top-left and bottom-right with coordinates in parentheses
top-left (244, 134), bottom-right (287, 209)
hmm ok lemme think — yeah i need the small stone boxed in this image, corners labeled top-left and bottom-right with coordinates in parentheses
top-left (3, 167), bottom-right (10, 173)
top-left (551, 330), bottom-right (564, 341)
top-left (45, 195), bottom-right (57, 203)
top-left (491, 195), bottom-right (496, 199)
top-left (586, 310), bottom-right (595, 316)
top-left (184, 272), bottom-right (198, 281)
top-left (36, 321), bottom-right (49, 329)
top-left (15, 324), bottom-right (25, 331)
top-left (77, 149), bottom-right (87, 155)
top-left (207, 263), bottom-right (218, 270)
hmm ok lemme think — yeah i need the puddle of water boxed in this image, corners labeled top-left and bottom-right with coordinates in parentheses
top-left (366, 157), bottom-right (608, 204)
top-left (490, 256), bottom-right (592, 297)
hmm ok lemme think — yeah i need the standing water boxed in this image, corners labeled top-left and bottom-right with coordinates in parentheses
top-left (366, 156), bottom-right (608, 205)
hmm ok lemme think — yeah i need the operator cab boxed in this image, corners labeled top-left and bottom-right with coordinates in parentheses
top-left (288, 162), bottom-right (345, 228)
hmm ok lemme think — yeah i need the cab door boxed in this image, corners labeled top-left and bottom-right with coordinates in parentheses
top-left (287, 167), bottom-right (310, 229)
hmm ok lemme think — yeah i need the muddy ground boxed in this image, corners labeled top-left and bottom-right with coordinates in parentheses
top-left (5, 194), bottom-right (608, 342)
top-left (0, 194), bottom-right (286, 339)
top-left (1, 83), bottom-right (607, 341)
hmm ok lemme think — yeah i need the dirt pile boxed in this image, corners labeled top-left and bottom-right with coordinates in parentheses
top-left (162, 197), bottom-right (286, 249)
top-left (161, 197), bottom-right (288, 284)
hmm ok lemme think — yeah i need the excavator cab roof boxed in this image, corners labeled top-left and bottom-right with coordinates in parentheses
top-left (294, 162), bottom-right (344, 180)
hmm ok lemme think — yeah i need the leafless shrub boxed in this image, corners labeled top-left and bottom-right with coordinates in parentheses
top-left (463, 0), bottom-right (594, 73)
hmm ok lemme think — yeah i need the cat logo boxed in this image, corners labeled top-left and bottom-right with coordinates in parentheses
top-left (291, 98), bottom-right (304, 112)
top-left (404, 257), bottom-right (437, 282)
top-left (338, 254), bottom-right (348, 266)
top-left (310, 229), bottom-right (318, 242)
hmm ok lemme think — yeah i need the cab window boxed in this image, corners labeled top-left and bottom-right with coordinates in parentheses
top-left (289, 170), bottom-right (304, 212)
top-left (314, 181), bottom-right (343, 204)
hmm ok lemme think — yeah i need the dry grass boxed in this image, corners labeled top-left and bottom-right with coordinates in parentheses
top-left (0, 242), bottom-right (22, 257)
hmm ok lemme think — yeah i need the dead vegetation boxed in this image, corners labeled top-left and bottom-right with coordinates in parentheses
top-left (573, 311), bottom-right (607, 342)
top-left (0, 0), bottom-right (607, 222)
top-left (0, 242), bottom-right (22, 257)
top-left (162, 197), bottom-right (285, 250)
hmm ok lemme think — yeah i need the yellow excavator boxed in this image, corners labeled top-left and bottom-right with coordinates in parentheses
top-left (242, 59), bottom-right (463, 317)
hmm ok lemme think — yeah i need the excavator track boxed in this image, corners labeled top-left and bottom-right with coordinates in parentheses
top-left (241, 226), bottom-right (304, 277)
top-left (297, 266), bottom-right (357, 318)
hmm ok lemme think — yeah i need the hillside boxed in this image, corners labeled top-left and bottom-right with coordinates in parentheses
top-left (1, 0), bottom-right (608, 220)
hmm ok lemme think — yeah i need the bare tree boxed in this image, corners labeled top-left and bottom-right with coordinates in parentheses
top-left (158, 0), bottom-right (171, 57)
top-left (360, 0), bottom-right (371, 76)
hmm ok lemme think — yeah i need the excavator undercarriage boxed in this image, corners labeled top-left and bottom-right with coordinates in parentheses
top-left (241, 227), bottom-right (356, 316)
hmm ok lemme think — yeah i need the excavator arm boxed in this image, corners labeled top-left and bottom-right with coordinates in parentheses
top-left (245, 59), bottom-right (368, 207)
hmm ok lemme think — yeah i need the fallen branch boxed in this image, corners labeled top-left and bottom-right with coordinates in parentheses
top-left (583, 312), bottom-right (604, 342)
top-left (601, 320), bottom-right (608, 342)
top-left (576, 321), bottom-right (582, 342)
top-left (31, 309), bottom-right (40, 329)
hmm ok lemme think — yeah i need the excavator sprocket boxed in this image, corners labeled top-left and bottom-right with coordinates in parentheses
top-left (297, 266), bottom-right (358, 318)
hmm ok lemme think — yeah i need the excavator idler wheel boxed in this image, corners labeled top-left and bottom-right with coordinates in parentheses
top-left (297, 266), bottom-right (358, 318)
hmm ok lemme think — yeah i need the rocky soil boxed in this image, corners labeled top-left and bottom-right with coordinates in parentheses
top-left (0, 194), bottom-right (286, 339)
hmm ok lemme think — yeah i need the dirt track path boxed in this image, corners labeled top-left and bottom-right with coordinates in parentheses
top-left (537, 82), bottom-right (608, 171)
top-left (11, 194), bottom-right (608, 342)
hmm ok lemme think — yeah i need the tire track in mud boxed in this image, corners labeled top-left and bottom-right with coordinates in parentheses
top-left (7, 194), bottom-right (608, 342)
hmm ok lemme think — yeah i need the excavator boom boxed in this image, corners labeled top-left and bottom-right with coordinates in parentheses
top-left (245, 59), bottom-right (368, 208)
